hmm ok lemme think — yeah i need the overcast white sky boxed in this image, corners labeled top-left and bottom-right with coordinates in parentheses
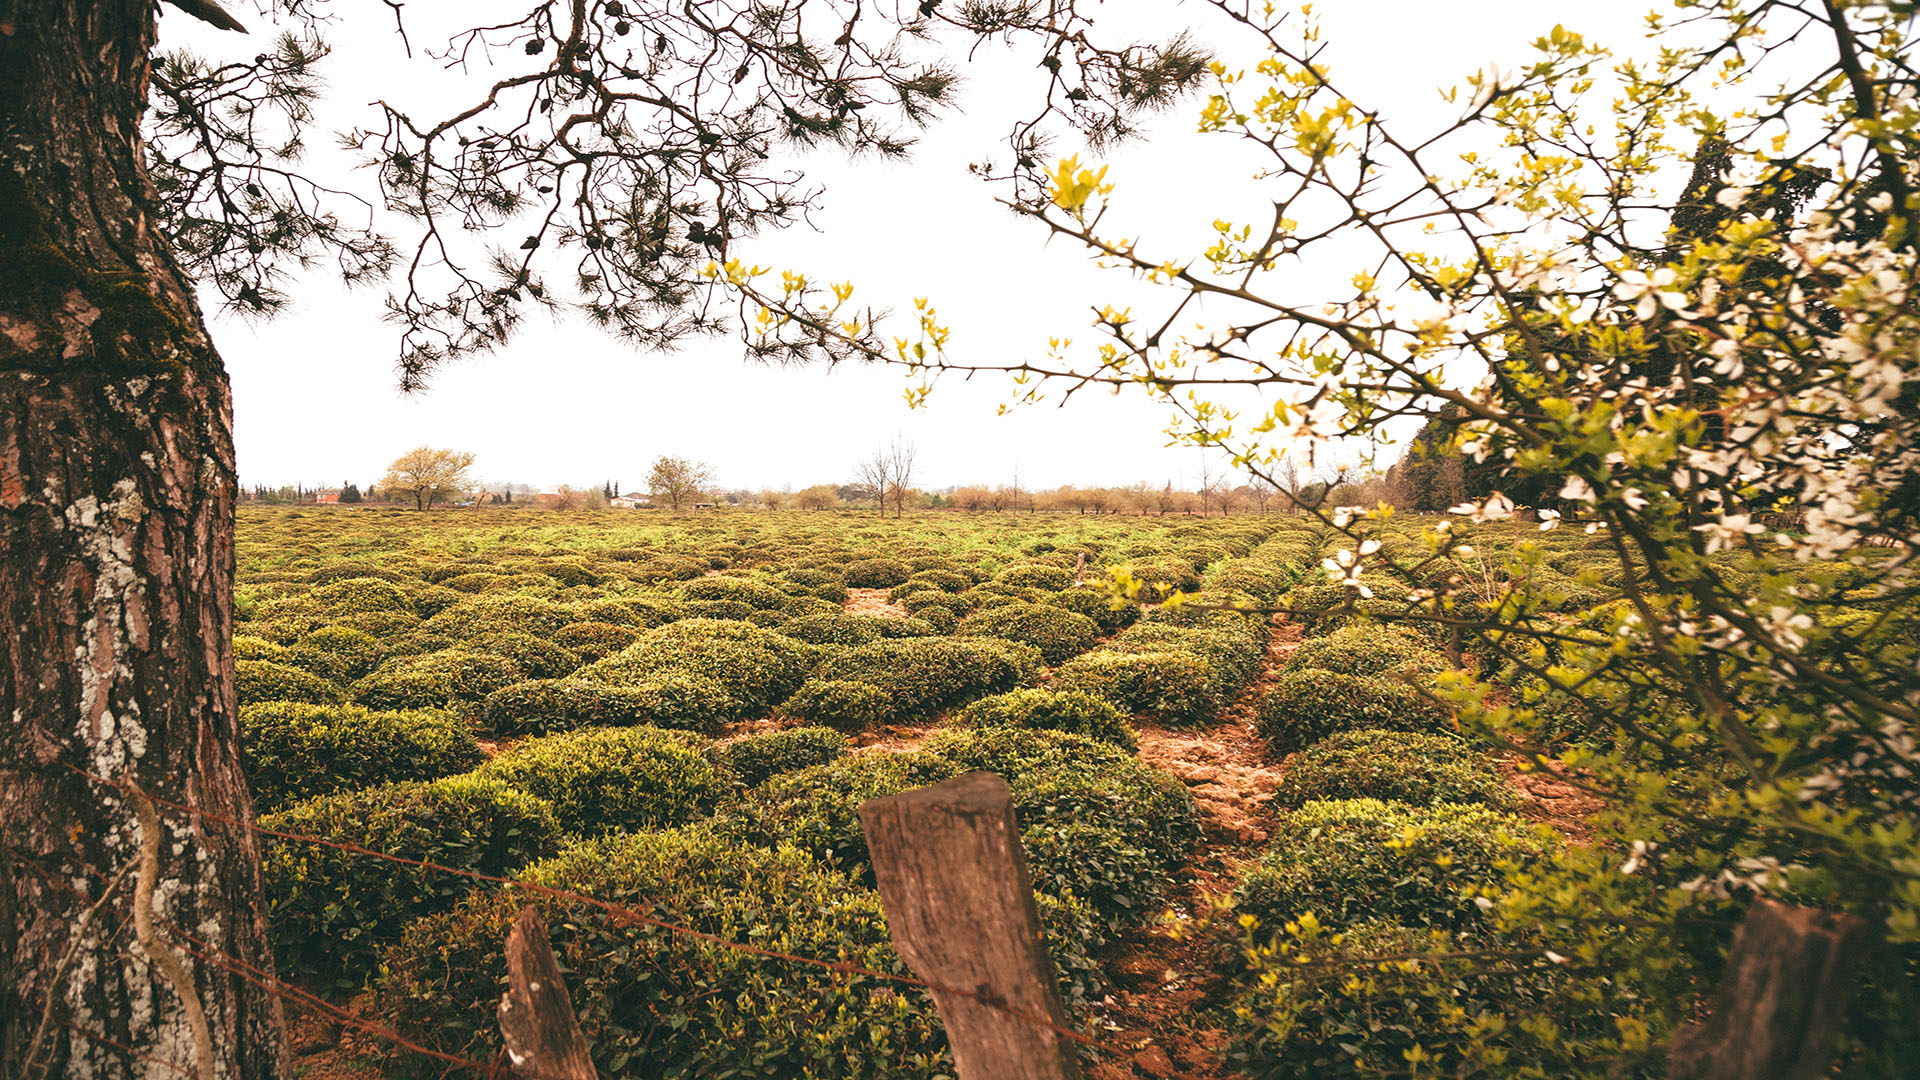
top-left (162, 1), bottom-right (1657, 493)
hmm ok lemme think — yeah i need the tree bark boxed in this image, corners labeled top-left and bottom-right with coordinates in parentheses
top-left (0, 3), bottom-right (288, 1077)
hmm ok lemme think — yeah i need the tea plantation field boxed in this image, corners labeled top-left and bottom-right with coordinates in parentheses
top-left (233, 506), bottom-right (1614, 1078)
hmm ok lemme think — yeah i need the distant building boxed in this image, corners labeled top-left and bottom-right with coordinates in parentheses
top-left (313, 488), bottom-right (342, 504)
top-left (609, 496), bottom-right (639, 508)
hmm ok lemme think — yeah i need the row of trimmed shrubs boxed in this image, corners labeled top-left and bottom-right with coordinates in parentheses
top-left (1224, 583), bottom-right (1580, 1076)
top-left (256, 720), bottom-right (1198, 1075)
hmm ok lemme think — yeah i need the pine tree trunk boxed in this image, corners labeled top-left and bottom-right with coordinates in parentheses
top-left (0, 3), bottom-right (289, 1077)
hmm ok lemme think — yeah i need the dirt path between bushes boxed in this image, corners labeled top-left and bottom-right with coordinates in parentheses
top-left (1086, 615), bottom-right (1302, 1080)
top-left (843, 587), bottom-right (910, 618)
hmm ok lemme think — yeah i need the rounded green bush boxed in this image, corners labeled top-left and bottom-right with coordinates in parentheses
top-left (237, 659), bottom-right (343, 706)
top-left (782, 678), bottom-right (893, 732)
top-left (780, 612), bottom-right (935, 647)
top-left (955, 602), bottom-right (1099, 665)
top-left (1114, 560), bottom-right (1203, 594)
top-left (1051, 650), bottom-right (1218, 725)
top-left (781, 595), bottom-right (843, 619)
top-left (549, 620), bottom-right (639, 663)
top-left (380, 649), bottom-right (524, 703)
top-left (479, 678), bottom-right (654, 735)
top-left (844, 557), bottom-right (912, 588)
top-left (311, 577), bottom-right (415, 615)
top-left (625, 671), bottom-right (735, 732)
top-left (476, 725), bottom-right (728, 836)
top-left (575, 619), bottom-right (815, 720)
top-left (684, 598), bottom-right (756, 621)
top-left (241, 701), bottom-right (483, 810)
top-left (1285, 624), bottom-right (1443, 677)
top-left (306, 564), bottom-right (407, 586)
top-left (1235, 798), bottom-right (1552, 932)
top-left (422, 594), bottom-right (580, 639)
top-left (296, 625), bottom-right (386, 680)
top-left (917, 726), bottom-right (1133, 783)
top-left (958, 689), bottom-right (1138, 750)
top-left (680, 575), bottom-right (792, 610)
top-left (1256, 670), bottom-right (1451, 754)
top-left (1045, 587), bottom-right (1139, 632)
top-left (280, 644), bottom-right (353, 684)
top-left (1208, 564), bottom-right (1293, 604)
top-left (377, 828), bottom-right (949, 1079)
top-left (905, 568), bottom-right (971, 593)
top-left (261, 775), bottom-right (564, 985)
top-left (1224, 923), bottom-right (1595, 1080)
top-left (996, 563), bottom-right (1075, 590)
top-left (614, 594), bottom-right (691, 627)
top-left (811, 637), bottom-right (1042, 722)
top-left (1271, 730), bottom-right (1518, 810)
top-left (719, 753), bottom-right (922, 875)
top-left (780, 566), bottom-right (845, 588)
top-left (466, 631), bottom-right (581, 679)
top-left (349, 668), bottom-right (454, 711)
top-left (715, 726), bottom-right (848, 786)
top-left (725, 728), bottom-right (1195, 944)
top-left (233, 633), bottom-right (288, 661)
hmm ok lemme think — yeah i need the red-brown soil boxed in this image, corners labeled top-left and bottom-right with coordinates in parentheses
top-left (843, 587), bottom-right (911, 618)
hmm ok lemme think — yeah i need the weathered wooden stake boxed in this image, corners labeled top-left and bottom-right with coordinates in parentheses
top-left (860, 771), bottom-right (1083, 1080)
top-left (1667, 897), bottom-right (1870, 1080)
top-left (498, 906), bottom-right (598, 1080)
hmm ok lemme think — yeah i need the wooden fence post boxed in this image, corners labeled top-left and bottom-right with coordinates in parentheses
top-left (497, 905), bottom-right (598, 1080)
top-left (860, 771), bottom-right (1082, 1080)
top-left (1667, 898), bottom-right (1870, 1080)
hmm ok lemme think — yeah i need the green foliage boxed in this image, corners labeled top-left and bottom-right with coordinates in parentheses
top-left (1256, 671), bottom-right (1451, 754)
top-left (379, 828), bottom-right (949, 1078)
top-left (680, 575), bottom-right (793, 610)
top-left (1285, 624), bottom-right (1442, 677)
top-left (311, 576), bottom-right (415, 615)
top-left (261, 775), bottom-right (564, 986)
top-left (354, 649), bottom-right (523, 709)
top-left (236, 659), bottom-right (343, 706)
top-left (958, 689), bottom-right (1138, 750)
top-left (477, 677), bottom-right (664, 735)
top-left (714, 726), bottom-right (848, 786)
top-left (466, 631), bottom-right (581, 678)
top-left (1271, 730), bottom-right (1519, 810)
top-left (576, 618), bottom-right (815, 719)
top-left (844, 557), bottom-right (912, 587)
top-left (955, 601), bottom-right (1099, 664)
top-left (779, 611), bottom-right (935, 646)
top-left (1236, 799), bottom-right (1552, 933)
top-left (1044, 586), bottom-right (1140, 631)
top-left (240, 701), bottom-right (482, 810)
top-left (476, 725), bottom-right (728, 836)
top-left (1224, 923), bottom-right (1603, 1080)
top-left (548, 620), bottom-right (639, 663)
top-left (295, 625), bottom-right (386, 680)
top-left (997, 563), bottom-right (1075, 590)
top-left (1052, 649), bottom-right (1218, 725)
top-left (812, 636), bottom-right (1042, 722)
top-left (781, 678), bottom-right (894, 732)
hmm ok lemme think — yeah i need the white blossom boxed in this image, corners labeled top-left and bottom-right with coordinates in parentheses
top-left (1613, 267), bottom-right (1689, 320)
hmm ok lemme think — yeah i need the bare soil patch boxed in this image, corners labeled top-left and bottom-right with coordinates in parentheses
top-left (1502, 759), bottom-right (1607, 843)
top-left (843, 587), bottom-right (910, 618)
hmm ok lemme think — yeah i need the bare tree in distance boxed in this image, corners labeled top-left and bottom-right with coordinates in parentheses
top-left (885, 435), bottom-right (918, 519)
top-left (381, 446), bottom-right (477, 510)
top-left (854, 448), bottom-right (891, 515)
top-left (648, 456), bottom-right (716, 513)
top-left (795, 484), bottom-right (840, 511)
